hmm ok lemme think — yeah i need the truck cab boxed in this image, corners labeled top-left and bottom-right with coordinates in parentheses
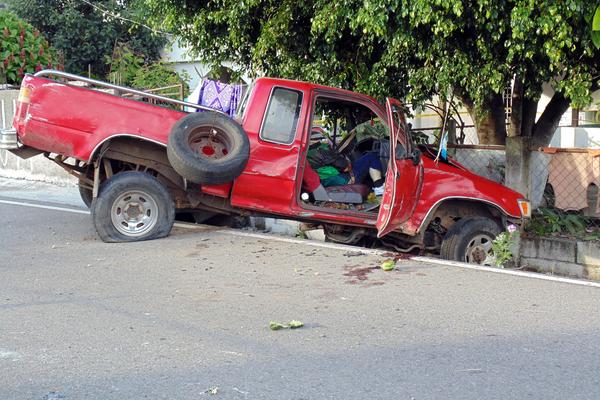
top-left (226, 78), bottom-right (421, 238)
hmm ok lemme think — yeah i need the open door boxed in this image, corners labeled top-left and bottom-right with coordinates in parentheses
top-left (376, 98), bottom-right (423, 238)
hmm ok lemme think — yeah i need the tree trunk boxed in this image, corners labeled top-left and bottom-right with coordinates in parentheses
top-left (521, 97), bottom-right (538, 137)
top-left (531, 92), bottom-right (571, 149)
top-left (466, 94), bottom-right (507, 145)
top-left (508, 76), bottom-right (523, 138)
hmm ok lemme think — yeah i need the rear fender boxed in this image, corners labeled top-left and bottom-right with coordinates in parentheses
top-left (89, 135), bottom-right (184, 190)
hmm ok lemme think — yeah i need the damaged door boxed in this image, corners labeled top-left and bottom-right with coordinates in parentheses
top-left (376, 98), bottom-right (423, 237)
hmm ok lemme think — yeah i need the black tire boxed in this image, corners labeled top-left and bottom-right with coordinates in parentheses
top-left (78, 166), bottom-right (94, 208)
top-left (167, 112), bottom-right (250, 185)
top-left (79, 184), bottom-right (93, 208)
top-left (91, 171), bottom-right (175, 243)
top-left (440, 217), bottom-right (502, 264)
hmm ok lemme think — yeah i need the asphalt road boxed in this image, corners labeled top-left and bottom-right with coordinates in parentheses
top-left (2, 190), bottom-right (600, 399)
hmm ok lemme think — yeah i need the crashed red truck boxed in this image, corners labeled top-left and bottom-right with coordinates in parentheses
top-left (1, 70), bottom-right (531, 264)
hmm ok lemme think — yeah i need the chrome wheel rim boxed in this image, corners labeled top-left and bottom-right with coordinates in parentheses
top-left (465, 234), bottom-right (495, 265)
top-left (110, 190), bottom-right (158, 237)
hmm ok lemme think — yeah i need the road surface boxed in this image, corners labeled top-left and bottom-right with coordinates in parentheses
top-left (1, 180), bottom-right (600, 399)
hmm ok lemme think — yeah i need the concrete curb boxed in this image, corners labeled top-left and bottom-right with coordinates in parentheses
top-left (413, 256), bottom-right (600, 288)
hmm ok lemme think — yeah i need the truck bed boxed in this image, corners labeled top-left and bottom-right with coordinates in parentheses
top-left (14, 75), bottom-right (187, 162)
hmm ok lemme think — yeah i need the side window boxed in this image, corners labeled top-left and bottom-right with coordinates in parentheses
top-left (260, 87), bottom-right (303, 144)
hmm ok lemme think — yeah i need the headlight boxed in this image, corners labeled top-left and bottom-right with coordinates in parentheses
top-left (517, 199), bottom-right (531, 218)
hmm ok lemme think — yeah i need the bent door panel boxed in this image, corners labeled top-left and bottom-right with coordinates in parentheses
top-left (376, 98), bottom-right (423, 237)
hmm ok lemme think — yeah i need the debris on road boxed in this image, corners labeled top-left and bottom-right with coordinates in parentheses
top-left (288, 320), bottom-right (304, 329)
top-left (269, 320), bottom-right (304, 330)
top-left (269, 321), bottom-right (286, 330)
top-left (381, 259), bottom-right (396, 271)
top-left (206, 387), bottom-right (219, 395)
top-left (43, 391), bottom-right (65, 399)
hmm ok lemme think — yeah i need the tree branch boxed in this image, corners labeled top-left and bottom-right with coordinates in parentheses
top-left (531, 91), bottom-right (571, 148)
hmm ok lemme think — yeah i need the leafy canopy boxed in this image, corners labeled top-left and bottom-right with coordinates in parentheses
top-left (6, 0), bottom-right (167, 77)
top-left (145, 0), bottom-right (599, 112)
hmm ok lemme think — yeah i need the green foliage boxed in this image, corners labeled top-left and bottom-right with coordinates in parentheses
top-left (132, 62), bottom-right (190, 97)
top-left (491, 227), bottom-right (518, 268)
top-left (104, 43), bottom-right (188, 97)
top-left (526, 208), bottom-right (597, 239)
top-left (105, 44), bottom-right (144, 86)
top-left (7, 0), bottom-right (166, 78)
top-left (592, 5), bottom-right (600, 48)
top-left (0, 10), bottom-right (57, 85)
top-left (144, 0), bottom-right (600, 113)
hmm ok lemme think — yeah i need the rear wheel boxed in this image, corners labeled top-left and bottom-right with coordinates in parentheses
top-left (440, 217), bottom-right (501, 265)
top-left (78, 166), bottom-right (93, 208)
top-left (79, 184), bottom-right (93, 208)
top-left (91, 171), bottom-right (175, 243)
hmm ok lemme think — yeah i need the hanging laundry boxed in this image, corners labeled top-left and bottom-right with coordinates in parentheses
top-left (188, 78), bottom-right (243, 118)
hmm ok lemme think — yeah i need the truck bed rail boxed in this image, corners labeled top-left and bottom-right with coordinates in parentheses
top-left (33, 69), bottom-right (226, 115)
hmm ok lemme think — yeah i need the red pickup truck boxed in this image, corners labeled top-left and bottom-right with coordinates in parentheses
top-left (2, 70), bottom-right (530, 264)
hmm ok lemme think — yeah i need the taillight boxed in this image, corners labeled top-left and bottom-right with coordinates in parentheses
top-left (517, 199), bottom-right (531, 218)
top-left (17, 86), bottom-right (31, 104)
top-left (14, 85), bottom-right (32, 125)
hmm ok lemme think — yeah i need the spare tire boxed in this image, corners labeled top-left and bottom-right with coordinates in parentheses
top-left (167, 112), bottom-right (250, 185)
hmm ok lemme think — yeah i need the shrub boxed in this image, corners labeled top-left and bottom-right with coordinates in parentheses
top-left (132, 62), bottom-right (189, 98)
top-left (0, 10), bottom-right (58, 85)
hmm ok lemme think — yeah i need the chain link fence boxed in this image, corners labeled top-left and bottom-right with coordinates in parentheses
top-left (529, 148), bottom-right (600, 239)
top-left (447, 144), bottom-right (600, 239)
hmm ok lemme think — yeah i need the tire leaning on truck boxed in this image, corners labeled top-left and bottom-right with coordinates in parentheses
top-left (91, 171), bottom-right (175, 243)
top-left (167, 112), bottom-right (250, 185)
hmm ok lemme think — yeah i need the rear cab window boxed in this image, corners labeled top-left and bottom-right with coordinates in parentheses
top-left (260, 87), bottom-right (303, 145)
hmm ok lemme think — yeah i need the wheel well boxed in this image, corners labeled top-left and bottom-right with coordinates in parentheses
top-left (87, 136), bottom-right (190, 207)
top-left (424, 199), bottom-right (506, 234)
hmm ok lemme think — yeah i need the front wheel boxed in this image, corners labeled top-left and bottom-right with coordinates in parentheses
top-left (440, 217), bottom-right (501, 265)
top-left (91, 171), bottom-right (175, 243)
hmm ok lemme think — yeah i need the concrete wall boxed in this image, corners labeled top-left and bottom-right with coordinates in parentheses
top-left (520, 237), bottom-right (600, 280)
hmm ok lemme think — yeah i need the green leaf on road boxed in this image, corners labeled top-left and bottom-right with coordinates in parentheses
top-left (288, 320), bottom-right (304, 329)
top-left (270, 320), bottom-right (304, 330)
top-left (381, 259), bottom-right (396, 271)
top-left (269, 321), bottom-right (286, 330)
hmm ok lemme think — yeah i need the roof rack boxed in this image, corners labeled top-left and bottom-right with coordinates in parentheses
top-left (33, 69), bottom-right (226, 115)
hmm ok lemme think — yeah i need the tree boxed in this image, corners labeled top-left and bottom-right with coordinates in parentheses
top-left (6, 0), bottom-right (167, 78)
top-left (145, 0), bottom-right (599, 147)
top-left (0, 10), bottom-right (58, 85)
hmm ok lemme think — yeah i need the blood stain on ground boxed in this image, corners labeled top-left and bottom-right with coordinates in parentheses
top-left (343, 265), bottom-right (380, 285)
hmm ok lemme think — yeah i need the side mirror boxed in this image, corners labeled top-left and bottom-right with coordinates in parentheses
top-left (410, 149), bottom-right (421, 166)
